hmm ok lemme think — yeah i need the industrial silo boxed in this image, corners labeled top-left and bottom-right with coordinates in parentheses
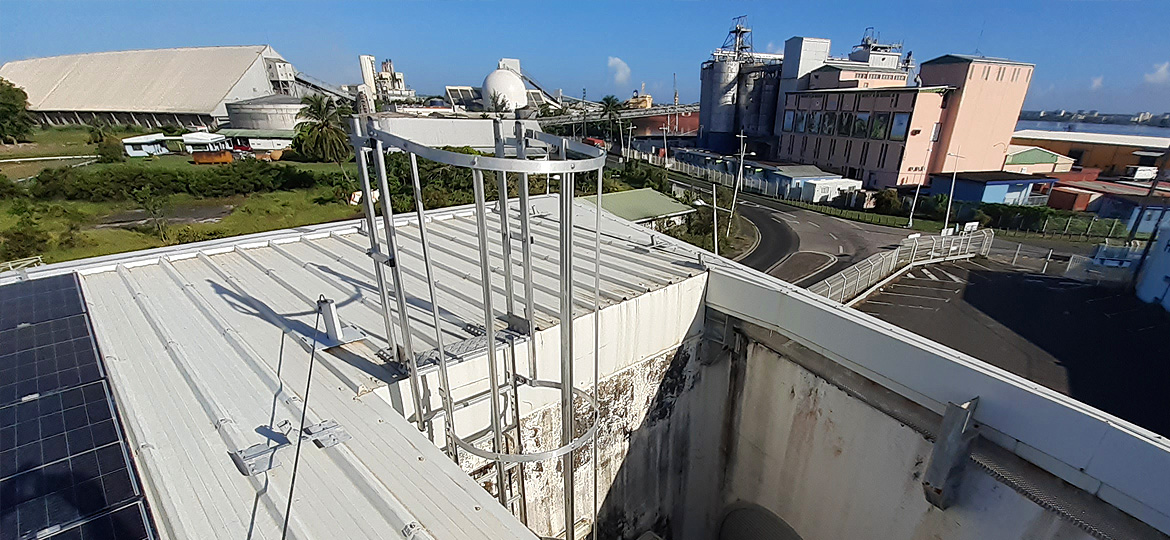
top-left (703, 58), bottom-right (739, 154)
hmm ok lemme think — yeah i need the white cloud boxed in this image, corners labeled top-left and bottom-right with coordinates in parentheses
top-left (765, 41), bottom-right (782, 53)
top-left (1145, 61), bottom-right (1170, 84)
top-left (607, 56), bottom-right (631, 86)
top-left (1090, 75), bottom-right (1103, 90)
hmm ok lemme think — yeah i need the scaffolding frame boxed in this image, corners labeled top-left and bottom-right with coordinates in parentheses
top-left (348, 118), bottom-right (605, 539)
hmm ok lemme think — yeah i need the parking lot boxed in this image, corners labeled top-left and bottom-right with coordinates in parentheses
top-left (858, 258), bottom-right (1170, 436)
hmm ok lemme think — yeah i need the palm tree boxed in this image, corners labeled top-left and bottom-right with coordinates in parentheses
top-left (294, 94), bottom-right (354, 177)
top-left (599, 95), bottom-right (623, 139)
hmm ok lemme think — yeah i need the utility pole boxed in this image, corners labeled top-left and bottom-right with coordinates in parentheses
top-left (728, 130), bottom-right (750, 235)
top-left (660, 126), bottom-right (670, 167)
top-left (944, 146), bottom-right (964, 232)
top-left (907, 182), bottom-right (922, 228)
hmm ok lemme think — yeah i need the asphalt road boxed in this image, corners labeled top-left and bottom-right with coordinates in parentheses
top-left (857, 259), bottom-right (1170, 436)
top-left (668, 172), bottom-right (911, 285)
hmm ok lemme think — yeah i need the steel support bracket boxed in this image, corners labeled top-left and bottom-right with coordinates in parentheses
top-left (302, 419), bottom-right (352, 449)
top-left (230, 441), bottom-right (288, 476)
top-left (922, 396), bottom-right (980, 509)
top-left (368, 249), bottom-right (396, 267)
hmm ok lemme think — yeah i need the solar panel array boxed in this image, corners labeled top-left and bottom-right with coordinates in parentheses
top-left (0, 274), bottom-right (155, 540)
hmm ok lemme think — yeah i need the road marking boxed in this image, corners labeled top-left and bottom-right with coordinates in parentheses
top-left (838, 245), bottom-right (844, 254)
top-left (862, 301), bottom-right (939, 311)
top-left (808, 222), bottom-right (820, 228)
top-left (828, 232), bottom-right (838, 240)
top-left (773, 214), bottom-right (798, 225)
top-left (938, 269), bottom-right (964, 283)
top-left (919, 268), bottom-right (941, 281)
top-left (833, 217), bottom-right (864, 230)
top-left (880, 291), bottom-right (950, 302)
top-left (891, 283), bottom-right (960, 293)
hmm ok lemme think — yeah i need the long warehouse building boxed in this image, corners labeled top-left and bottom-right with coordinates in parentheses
top-left (0, 45), bottom-right (324, 129)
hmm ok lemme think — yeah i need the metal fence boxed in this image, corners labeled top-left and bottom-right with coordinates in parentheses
top-left (0, 256), bottom-right (43, 274)
top-left (807, 230), bottom-right (995, 304)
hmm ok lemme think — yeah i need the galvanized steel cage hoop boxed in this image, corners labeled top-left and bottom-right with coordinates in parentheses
top-left (348, 117), bottom-right (605, 539)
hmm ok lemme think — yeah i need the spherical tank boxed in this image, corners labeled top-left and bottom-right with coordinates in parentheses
top-left (481, 69), bottom-right (529, 111)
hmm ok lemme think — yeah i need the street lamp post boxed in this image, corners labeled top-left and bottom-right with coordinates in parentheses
top-left (944, 146), bottom-right (964, 232)
top-left (728, 130), bottom-right (755, 235)
top-left (907, 182), bottom-right (922, 228)
top-left (660, 126), bottom-right (670, 167)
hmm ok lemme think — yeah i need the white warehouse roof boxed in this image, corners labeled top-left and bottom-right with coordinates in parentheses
top-left (2, 196), bottom-right (701, 539)
top-left (1013, 129), bottom-right (1170, 149)
top-left (0, 46), bottom-right (284, 115)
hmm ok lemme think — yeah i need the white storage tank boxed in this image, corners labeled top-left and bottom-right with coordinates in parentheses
top-left (225, 94), bottom-right (304, 131)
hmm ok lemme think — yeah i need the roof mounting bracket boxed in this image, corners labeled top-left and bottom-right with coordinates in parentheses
top-left (923, 396), bottom-right (980, 509)
top-left (230, 441), bottom-right (288, 476)
top-left (302, 419), bottom-right (352, 449)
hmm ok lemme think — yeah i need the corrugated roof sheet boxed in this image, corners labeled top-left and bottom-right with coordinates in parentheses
top-left (581, 188), bottom-right (695, 222)
top-left (0, 46), bottom-right (273, 114)
top-left (1013, 129), bottom-right (1170, 149)
top-left (15, 196), bottom-right (702, 539)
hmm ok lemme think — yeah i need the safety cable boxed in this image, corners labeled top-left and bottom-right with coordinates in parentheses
top-left (280, 296), bottom-right (324, 540)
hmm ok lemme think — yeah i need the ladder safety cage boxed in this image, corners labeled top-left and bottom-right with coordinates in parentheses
top-left (348, 117), bottom-right (606, 539)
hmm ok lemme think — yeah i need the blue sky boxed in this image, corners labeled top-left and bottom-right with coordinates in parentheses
top-left (2, 0), bottom-right (1169, 113)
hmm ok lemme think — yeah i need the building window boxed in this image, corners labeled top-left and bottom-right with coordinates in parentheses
top-left (1026, 69), bottom-right (1031, 83)
top-left (814, 138), bottom-right (822, 159)
top-left (983, 65), bottom-right (991, 80)
top-left (930, 122), bottom-right (942, 142)
top-left (828, 139), bottom-right (837, 160)
top-left (844, 140), bottom-right (852, 162)
top-left (853, 113), bottom-right (871, 138)
top-left (800, 136), bottom-right (808, 156)
top-left (878, 143), bottom-right (889, 169)
top-left (838, 112), bottom-right (854, 135)
top-left (826, 95), bottom-right (839, 110)
top-left (860, 142), bottom-right (870, 165)
top-left (782, 110), bottom-right (795, 132)
top-left (823, 112), bottom-right (836, 135)
top-left (1011, 67), bottom-right (1020, 82)
top-left (997, 66), bottom-right (1005, 81)
top-left (889, 113), bottom-right (910, 141)
top-left (808, 111), bottom-right (822, 134)
top-left (795, 111), bottom-right (807, 133)
top-left (870, 112), bottom-right (890, 140)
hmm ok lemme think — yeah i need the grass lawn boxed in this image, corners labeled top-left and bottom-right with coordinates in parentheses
top-left (1, 189), bottom-right (362, 264)
top-left (89, 154), bottom-right (360, 177)
top-left (0, 158), bottom-right (92, 180)
top-left (0, 127), bottom-right (97, 159)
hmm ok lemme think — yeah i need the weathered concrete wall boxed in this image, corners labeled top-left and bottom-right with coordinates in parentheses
top-left (721, 339), bottom-right (1096, 540)
top-left (516, 334), bottom-right (732, 539)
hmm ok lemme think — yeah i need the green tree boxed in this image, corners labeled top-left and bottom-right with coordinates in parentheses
top-left (0, 200), bottom-right (49, 260)
top-left (0, 77), bottom-right (35, 144)
top-left (96, 138), bottom-right (125, 163)
top-left (292, 94), bottom-right (354, 178)
top-left (599, 95), bottom-right (623, 139)
top-left (874, 188), bottom-right (902, 215)
top-left (128, 185), bottom-right (169, 241)
top-left (488, 91), bottom-right (510, 113)
top-left (86, 117), bottom-right (110, 144)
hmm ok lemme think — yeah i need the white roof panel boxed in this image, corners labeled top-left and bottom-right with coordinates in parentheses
top-left (1013, 129), bottom-right (1170, 149)
top-left (0, 46), bottom-right (273, 114)
top-left (19, 196), bottom-right (701, 539)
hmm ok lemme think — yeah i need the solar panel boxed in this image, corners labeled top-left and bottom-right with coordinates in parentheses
top-left (0, 274), bottom-right (85, 332)
top-left (0, 381), bottom-right (141, 540)
top-left (0, 275), bottom-right (155, 540)
top-left (0, 315), bottom-right (103, 407)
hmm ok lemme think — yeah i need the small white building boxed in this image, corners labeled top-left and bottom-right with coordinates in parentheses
top-left (121, 133), bottom-right (171, 157)
top-left (801, 177), bottom-right (863, 203)
top-left (217, 128), bottom-right (295, 152)
top-left (181, 132), bottom-right (230, 153)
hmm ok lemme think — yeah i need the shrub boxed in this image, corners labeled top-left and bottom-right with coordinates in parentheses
top-left (96, 138), bottom-right (125, 163)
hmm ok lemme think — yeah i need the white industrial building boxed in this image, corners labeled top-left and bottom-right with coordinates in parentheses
top-left (800, 177), bottom-right (863, 203)
top-left (4, 123), bottom-right (1170, 540)
top-left (1136, 222), bottom-right (1170, 311)
top-left (0, 46), bottom-right (339, 129)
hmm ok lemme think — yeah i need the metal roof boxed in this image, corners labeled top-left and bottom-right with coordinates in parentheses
top-left (921, 54), bottom-right (1034, 67)
top-left (1013, 129), bottom-right (1170, 149)
top-left (6, 196), bottom-right (700, 539)
top-left (0, 46), bottom-right (276, 114)
top-left (580, 188), bottom-right (695, 223)
top-left (217, 128), bottom-right (297, 139)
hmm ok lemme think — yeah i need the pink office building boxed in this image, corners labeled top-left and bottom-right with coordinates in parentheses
top-left (777, 54), bottom-right (1034, 189)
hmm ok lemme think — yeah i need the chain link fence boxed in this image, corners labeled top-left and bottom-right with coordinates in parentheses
top-left (806, 230), bottom-right (995, 304)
